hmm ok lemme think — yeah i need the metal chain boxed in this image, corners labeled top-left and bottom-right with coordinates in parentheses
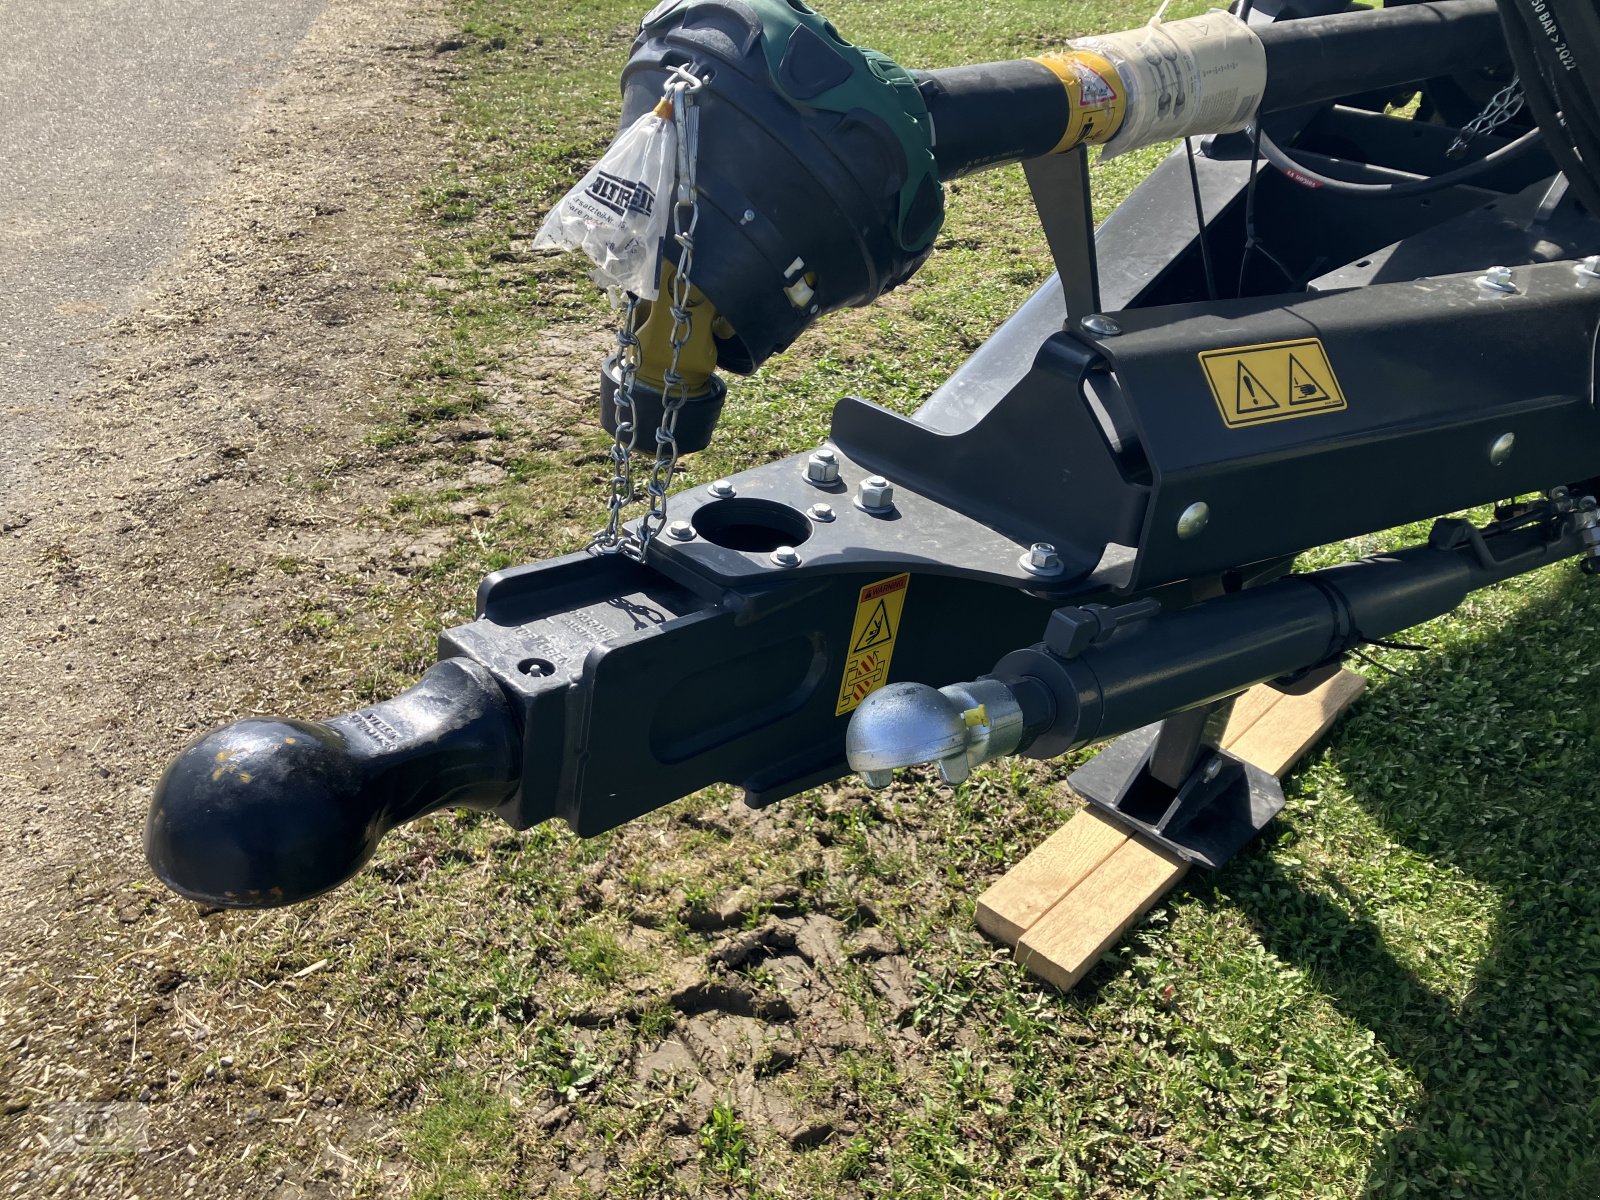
top-left (1446, 77), bottom-right (1525, 159)
top-left (588, 68), bottom-right (703, 558)
top-left (590, 295), bottom-right (643, 553)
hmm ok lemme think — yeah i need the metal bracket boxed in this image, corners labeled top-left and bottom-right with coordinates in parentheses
top-left (1023, 145), bottom-right (1100, 323)
top-left (1070, 721), bottom-right (1286, 870)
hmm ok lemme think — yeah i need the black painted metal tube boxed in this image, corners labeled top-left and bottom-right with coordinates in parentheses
top-left (914, 0), bottom-right (1507, 179)
top-left (1001, 519), bottom-right (1579, 754)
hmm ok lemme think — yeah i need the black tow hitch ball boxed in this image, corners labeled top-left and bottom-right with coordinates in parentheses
top-left (145, 658), bottom-right (523, 907)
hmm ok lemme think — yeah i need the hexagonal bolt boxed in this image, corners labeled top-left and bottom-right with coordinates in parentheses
top-left (808, 503), bottom-right (836, 523)
top-left (805, 447), bottom-right (840, 486)
top-left (857, 475), bottom-right (894, 511)
top-left (1019, 542), bottom-right (1063, 576)
top-left (770, 545), bottom-right (801, 567)
top-left (1489, 431), bottom-right (1515, 467)
top-left (667, 520), bottom-right (696, 541)
top-left (706, 479), bottom-right (736, 499)
top-left (1176, 501), bottom-right (1210, 539)
top-left (1477, 265), bottom-right (1517, 293)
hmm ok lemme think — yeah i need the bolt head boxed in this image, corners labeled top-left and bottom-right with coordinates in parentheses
top-left (808, 502), bottom-right (836, 522)
top-left (706, 479), bottom-right (736, 498)
top-left (1176, 501), bottom-right (1210, 539)
top-left (1490, 431), bottom-right (1515, 466)
top-left (771, 545), bottom-right (801, 567)
top-left (1020, 542), bottom-right (1063, 576)
top-left (741, 209), bottom-right (756, 224)
top-left (1478, 265), bottom-right (1517, 293)
top-left (856, 475), bottom-right (895, 511)
top-left (1081, 314), bottom-right (1122, 337)
top-left (667, 520), bottom-right (695, 541)
top-left (1202, 757), bottom-right (1223, 782)
top-left (805, 449), bottom-right (840, 485)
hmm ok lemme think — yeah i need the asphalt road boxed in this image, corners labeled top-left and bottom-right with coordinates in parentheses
top-left (0, 0), bottom-right (328, 496)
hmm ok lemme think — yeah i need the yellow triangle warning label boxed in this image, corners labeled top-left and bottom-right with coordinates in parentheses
top-left (1197, 337), bottom-right (1348, 428)
top-left (1287, 353), bottom-right (1332, 405)
top-left (1234, 361), bottom-right (1281, 414)
top-left (835, 573), bottom-right (910, 716)
top-left (852, 599), bottom-right (894, 653)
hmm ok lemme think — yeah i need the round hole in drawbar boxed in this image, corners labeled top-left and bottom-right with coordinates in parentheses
top-left (692, 498), bottom-right (812, 553)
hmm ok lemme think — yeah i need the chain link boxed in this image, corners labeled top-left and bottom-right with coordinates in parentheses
top-left (1446, 77), bottom-right (1524, 159)
top-left (590, 296), bottom-right (643, 554)
top-left (589, 68), bottom-right (704, 559)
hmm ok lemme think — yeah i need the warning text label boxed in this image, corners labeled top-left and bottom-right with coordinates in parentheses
top-left (835, 573), bottom-right (910, 716)
top-left (1198, 337), bottom-right (1347, 428)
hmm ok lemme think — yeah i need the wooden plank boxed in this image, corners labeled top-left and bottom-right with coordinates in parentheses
top-left (974, 808), bottom-right (1128, 944)
top-left (1226, 670), bottom-right (1366, 777)
top-left (1013, 835), bottom-right (1187, 992)
top-left (1216, 683), bottom-right (1287, 750)
top-left (979, 669), bottom-right (1366, 990)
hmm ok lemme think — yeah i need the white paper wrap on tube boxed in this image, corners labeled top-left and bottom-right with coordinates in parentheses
top-left (533, 107), bottom-right (677, 299)
top-left (1074, 11), bottom-right (1265, 160)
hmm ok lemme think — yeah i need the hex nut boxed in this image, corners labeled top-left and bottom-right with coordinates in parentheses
top-left (771, 545), bottom-right (801, 567)
top-left (1477, 265), bottom-right (1517, 294)
top-left (706, 479), bottom-right (736, 498)
top-left (857, 475), bottom-right (894, 511)
top-left (805, 448), bottom-right (840, 485)
top-left (1019, 542), bottom-right (1063, 576)
top-left (808, 503), bottom-right (836, 522)
top-left (667, 520), bottom-right (695, 541)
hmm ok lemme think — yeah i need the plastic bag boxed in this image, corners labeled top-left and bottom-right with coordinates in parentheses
top-left (533, 105), bottom-right (677, 299)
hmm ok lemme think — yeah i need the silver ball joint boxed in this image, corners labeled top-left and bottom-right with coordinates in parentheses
top-left (845, 678), bottom-right (1026, 789)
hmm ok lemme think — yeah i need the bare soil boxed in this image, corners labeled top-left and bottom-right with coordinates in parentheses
top-left (0, 6), bottom-right (1086, 1196)
top-left (0, 0), bottom-right (463, 1193)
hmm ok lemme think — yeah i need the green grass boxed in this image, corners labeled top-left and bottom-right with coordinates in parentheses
top-left (157, 1), bottom-right (1600, 1197)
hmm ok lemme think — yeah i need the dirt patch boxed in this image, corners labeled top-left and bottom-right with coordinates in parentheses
top-left (0, 0), bottom-right (461, 1193)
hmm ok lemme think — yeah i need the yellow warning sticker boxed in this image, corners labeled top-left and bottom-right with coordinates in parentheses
top-left (1198, 337), bottom-right (1347, 428)
top-left (1032, 49), bottom-right (1127, 150)
top-left (835, 573), bottom-right (910, 716)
